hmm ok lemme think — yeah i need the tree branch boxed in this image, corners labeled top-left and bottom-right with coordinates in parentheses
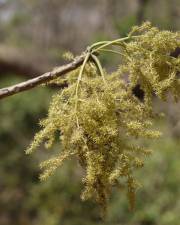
top-left (0, 53), bottom-right (86, 100)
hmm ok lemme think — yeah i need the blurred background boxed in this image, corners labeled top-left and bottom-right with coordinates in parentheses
top-left (0, 0), bottom-right (180, 224)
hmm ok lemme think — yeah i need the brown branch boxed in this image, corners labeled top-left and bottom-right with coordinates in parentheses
top-left (0, 53), bottom-right (86, 100)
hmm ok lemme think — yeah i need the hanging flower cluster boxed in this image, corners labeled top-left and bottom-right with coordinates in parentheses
top-left (26, 22), bottom-right (180, 216)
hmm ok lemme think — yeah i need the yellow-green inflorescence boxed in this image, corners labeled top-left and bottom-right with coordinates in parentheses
top-left (26, 22), bottom-right (180, 215)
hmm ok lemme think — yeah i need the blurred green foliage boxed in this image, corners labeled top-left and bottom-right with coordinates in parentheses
top-left (114, 15), bottom-right (137, 37)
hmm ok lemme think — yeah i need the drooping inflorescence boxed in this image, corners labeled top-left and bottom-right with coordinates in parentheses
top-left (26, 22), bottom-right (180, 216)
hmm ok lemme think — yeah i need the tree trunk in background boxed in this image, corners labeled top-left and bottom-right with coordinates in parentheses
top-left (137, 0), bottom-right (149, 24)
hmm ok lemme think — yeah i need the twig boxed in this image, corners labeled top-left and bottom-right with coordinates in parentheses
top-left (0, 53), bottom-right (86, 100)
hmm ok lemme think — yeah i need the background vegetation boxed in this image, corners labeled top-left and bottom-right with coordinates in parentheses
top-left (0, 1), bottom-right (179, 224)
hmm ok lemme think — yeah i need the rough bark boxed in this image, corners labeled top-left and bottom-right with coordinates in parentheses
top-left (0, 53), bottom-right (85, 100)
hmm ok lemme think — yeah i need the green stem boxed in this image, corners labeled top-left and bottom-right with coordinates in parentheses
top-left (75, 52), bottom-right (90, 114)
top-left (90, 35), bottom-right (139, 54)
top-left (90, 41), bottom-right (109, 49)
top-left (99, 48), bottom-right (127, 57)
top-left (92, 37), bottom-right (130, 53)
top-left (90, 54), bottom-right (107, 85)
